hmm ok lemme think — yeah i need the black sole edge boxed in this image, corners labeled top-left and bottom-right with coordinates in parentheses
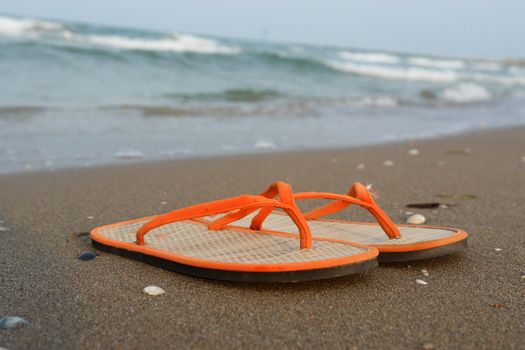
top-left (92, 240), bottom-right (378, 283)
top-left (378, 239), bottom-right (468, 263)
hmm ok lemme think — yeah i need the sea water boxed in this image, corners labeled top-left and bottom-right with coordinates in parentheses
top-left (1, 14), bottom-right (524, 173)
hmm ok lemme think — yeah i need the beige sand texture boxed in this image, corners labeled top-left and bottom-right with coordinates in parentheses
top-left (0, 127), bottom-right (524, 349)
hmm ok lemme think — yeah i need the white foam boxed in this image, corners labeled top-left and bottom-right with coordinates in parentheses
top-left (0, 15), bottom-right (240, 55)
top-left (340, 51), bottom-right (400, 64)
top-left (409, 57), bottom-right (465, 69)
top-left (114, 148), bottom-right (144, 159)
top-left (472, 61), bottom-right (502, 71)
top-left (0, 16), bottom-right (63, 36)
top-left (77, 33), bottom-right (240, 54)
top-left (254, 141), bottom-right (276, 149)
top-left (328, 61), bottom-right (458, 82)
top-left (470, 73), bottom-right (525, 86)
top-left (356, 96), bottom-right (399, 107)
top-left (441, 83), bottom-right (491, 103)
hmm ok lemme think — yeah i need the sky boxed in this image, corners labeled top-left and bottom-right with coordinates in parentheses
top-left (2, 0), bottom-right (524, 59)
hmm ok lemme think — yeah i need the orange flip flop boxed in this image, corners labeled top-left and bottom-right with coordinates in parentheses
top-left (206, 183), bottom-right (468, 262)
top-left (90, 182), bottom-right (378, 282)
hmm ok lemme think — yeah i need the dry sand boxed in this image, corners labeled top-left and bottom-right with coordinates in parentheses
top-left (1, 127), bottom-right (524, 349)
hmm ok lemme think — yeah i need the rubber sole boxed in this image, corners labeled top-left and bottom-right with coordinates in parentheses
top-left (378, 238), bottom-right (468, 262)
top-left (92, 240), bottom-right (378, 283)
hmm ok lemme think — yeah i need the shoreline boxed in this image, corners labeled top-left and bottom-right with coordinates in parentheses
top-left (1, 126), bottom-right (524, 349)
top-left (2, 124), bottom-right (522, 178)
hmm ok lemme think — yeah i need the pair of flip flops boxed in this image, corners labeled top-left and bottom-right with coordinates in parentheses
top-left (90, 181), bottom-right (468, 282)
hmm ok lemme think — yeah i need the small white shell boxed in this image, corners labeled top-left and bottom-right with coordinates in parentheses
top-left (356, 163), bottom-right (365, 170)
top-left (366, 184), bottom-right (373, 190)
top-left (415, 279), bottom-right (428, 285)
top-left (494, 248), bottom-right (502, 252)
top-left (143, 285), bottom-right (165, 296)
top-left (408, 149), bottom-right (419, 156)
top-left (160, 201), bottom-right (168, 206)
top-left (0, 316), bottom-right (27, 329)
top-left (0, 227), bottom-right (9, 232)
top-left (406, 213), bottom-right (426, 225)
top-left (421, 269), bottom-right (429, 276)
top-left (383, 160), bottom-right (394, 166)
top-left (87, 216), bottom-right (94, 220)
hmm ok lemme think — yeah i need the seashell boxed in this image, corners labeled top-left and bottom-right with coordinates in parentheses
top-left (422, 343), bottom-right (435, 350)
top-left (356, 163), bottom-right (365, 170)
top-left (78, 251), bottom-right (98, 261)
top-left (408, 149), bottom-right (419, 156)
top-left (143, 285), bottom-right (165, 296)
top-left (0, 227), bottom-right (9, 232)
top-left (415, 279), bottom-right (428, 285)
top-left (406, 213), bottom-right (426, 225)
top-left (0, 316), bottom-right (27, 329)
top-left (494, 248), bottom-right (502, 252)
top-left (421, 269), bottom-right (429, 276)
top-left (160, 201), bottom-right (168, 206)
top-left (366, 184), bottom-right (373, 190)
top-left (87, 216), bottom-right (94, 220)
top-left (383, 160), bottom-right (394, 166)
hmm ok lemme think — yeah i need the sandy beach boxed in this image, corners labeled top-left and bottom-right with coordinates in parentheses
top-left (1, 127), bottom-right (524, 349)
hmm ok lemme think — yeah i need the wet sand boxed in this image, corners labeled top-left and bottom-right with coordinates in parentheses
top-left (1, 127), bottom-right (524, 349)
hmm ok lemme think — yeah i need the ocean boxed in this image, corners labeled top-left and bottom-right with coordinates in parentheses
top-left (1, 14), bottom-right (524, 174)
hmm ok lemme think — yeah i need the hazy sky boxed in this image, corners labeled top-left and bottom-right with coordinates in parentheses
top-left (2, 0), bottom-right (524, 58)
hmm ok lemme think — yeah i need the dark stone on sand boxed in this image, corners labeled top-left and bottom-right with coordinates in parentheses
top-left (78, 251), bottom-right (98, 261)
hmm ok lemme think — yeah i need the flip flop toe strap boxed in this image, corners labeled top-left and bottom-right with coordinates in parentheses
top-left (136, 182), bottom-right (313, 249)
top-left (301, 183), bottom-right (400, 239)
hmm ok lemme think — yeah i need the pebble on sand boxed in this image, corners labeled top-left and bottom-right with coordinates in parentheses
top-left (160, 201), bottom-right (168, 206)
top-left (87, 216), bottom-right (94, 220)
top-left (383, 160), bottom-right (394, 166)
top-left (143, 286), bottom-right (165, 296)
top-left (356, 163), bottom-right (365, 170)
top-left (494, 248), bottom-right (502, 252)
top-left (0, 227), bottom-right (9, 232)
top-left (421, 269), bottom-right (429, 277)
top-left (78, 251), bottom-right (98, 261)
top-left (521, 156), bottom-right (525, 163)
top-left (415, 279), bottom-right (428, 285)
top-left (406, 213), bottom-right (426, 225)
top-left (0, 316), bottom-right (27, 329)
top-left (408, 149), bottom-right (419, 156)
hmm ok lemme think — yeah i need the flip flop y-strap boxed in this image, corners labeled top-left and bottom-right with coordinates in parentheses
top-left (208, 181), bottom-right (300, 230)
top-left (136, 181), bottom-right (313, 249)
top-left (209, 182), bottom-right (400, 240)
top-left (300, 183), bottom-right (400, 239)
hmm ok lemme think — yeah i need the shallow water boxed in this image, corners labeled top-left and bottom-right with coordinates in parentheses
top-left (1, 14), bottom-right (524, 174)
